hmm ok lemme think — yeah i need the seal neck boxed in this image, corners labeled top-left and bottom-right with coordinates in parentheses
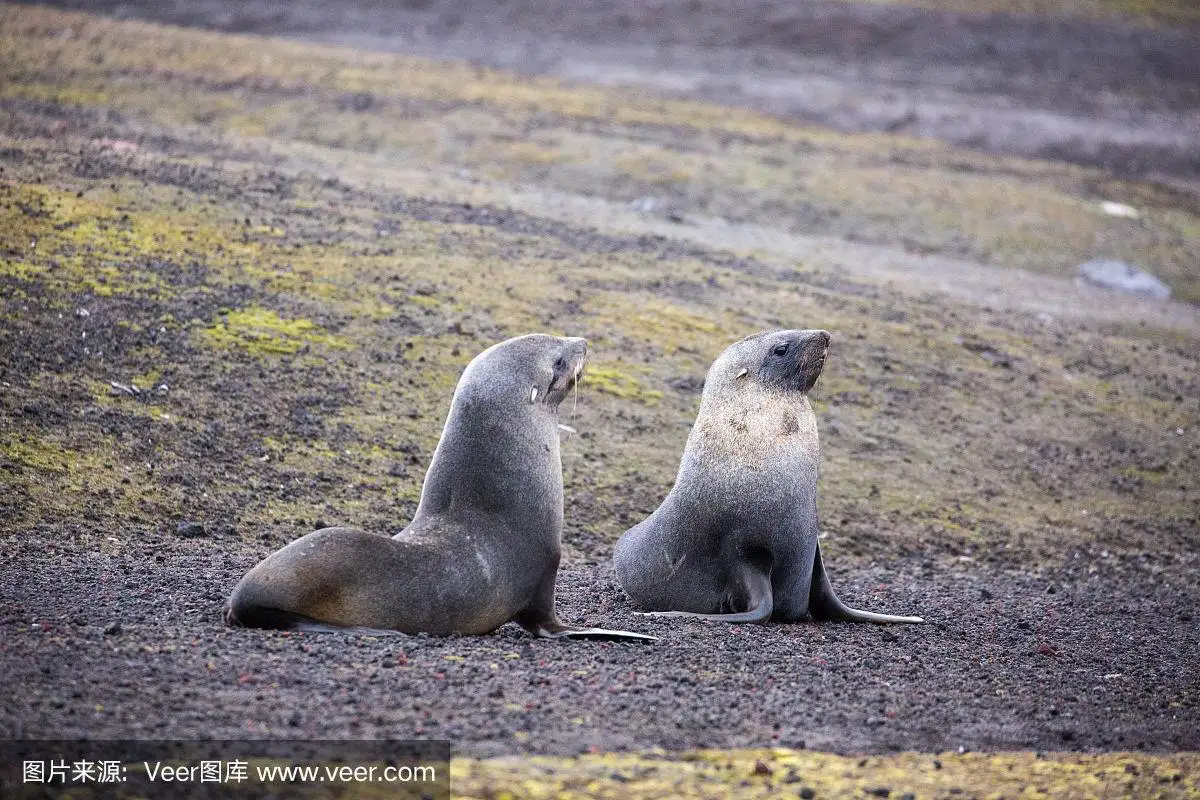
top-left (415, 390), bottom-right (564, 538)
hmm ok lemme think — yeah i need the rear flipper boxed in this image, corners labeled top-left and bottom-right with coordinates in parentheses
top-left (534, 623), bottom-right (657, 642)
top-left (808, 541), bottom-right (924, 624)
top-left (636, 564), bottom-right (773, 624)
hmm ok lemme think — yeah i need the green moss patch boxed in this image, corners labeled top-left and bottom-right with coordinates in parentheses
top-left (199, 307), bottom-right (350, 356)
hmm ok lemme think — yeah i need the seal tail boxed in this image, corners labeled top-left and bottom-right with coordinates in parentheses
top-left (809, 541), bottom-right (924, 624)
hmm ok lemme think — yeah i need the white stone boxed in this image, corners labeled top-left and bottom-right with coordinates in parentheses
top-left (1076, 259), bottom-right (1171, 300)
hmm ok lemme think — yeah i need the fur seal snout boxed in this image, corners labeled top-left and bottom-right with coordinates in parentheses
top-left (614, 329), bottom-right (923, 625)
top-left (226, 334), bottom-right (653, 641)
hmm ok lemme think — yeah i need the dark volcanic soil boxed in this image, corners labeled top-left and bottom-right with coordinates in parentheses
top-left (3, 544), bottom-right (1198, 756)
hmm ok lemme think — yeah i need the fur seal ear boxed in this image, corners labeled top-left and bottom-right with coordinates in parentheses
top-left (530, 386), bottom-right (539, 404)
top-left (735, 368), bottom-right (749, 379)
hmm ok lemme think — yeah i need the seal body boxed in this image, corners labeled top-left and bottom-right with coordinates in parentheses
top-left (226, 334), bottom-right (652, 640)
top-left (614, 329), bottom-right (923, 624)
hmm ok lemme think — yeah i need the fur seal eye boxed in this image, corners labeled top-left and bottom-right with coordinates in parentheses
top-left (773, 344), bottom-right (789, 356)
top-left (554, 357), bottom-right (566, 371)
top-left (735, 368), bottom-right (749, 379)
top-left (530, 386), bottom-right (539, 404)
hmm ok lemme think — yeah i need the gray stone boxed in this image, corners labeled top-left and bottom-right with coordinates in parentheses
top-left (175, 521), bottom-right (207, 538)
top-left (1076, 259), bottom-right (1171, 300)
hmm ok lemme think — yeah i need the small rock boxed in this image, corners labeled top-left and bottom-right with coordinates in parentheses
top-left (1076, 259), bottom-right (1170, 300)
top-left (175, 521), bottom-right (207, 538)
top-left (103, 622), bottom-right (122, 636)
top-left (753, 760), bottom-right (772, 776)
top-left (1099, 201), bottom-right (1139, 219)
top-left (800, 788), bottom-right (816, 800)
top-left (867, 789), bottom-right (891, 798)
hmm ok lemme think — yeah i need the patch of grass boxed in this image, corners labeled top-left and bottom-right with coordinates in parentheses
top-left (452, 749), bottom-right (1200, 799)
top-left (3, 6), bottom-right (1195, 299)
top-left (855, 0), bottom-right (1200, 25)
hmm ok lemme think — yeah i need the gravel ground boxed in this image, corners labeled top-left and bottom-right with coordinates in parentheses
top-left (3, 542), bottom-right (1197, 756)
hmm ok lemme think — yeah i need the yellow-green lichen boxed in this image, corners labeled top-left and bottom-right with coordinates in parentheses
top-left (584, 365), bottom-right (664, 404)
top-left (199, 307), bottom-right (350, 356)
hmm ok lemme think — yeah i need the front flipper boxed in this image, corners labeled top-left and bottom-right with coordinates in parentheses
top-left (637, 565), bottom-right (773, 624)
top-left (809, 541), bottom-right (924, 624)
top-left (517, 573), bottom-right (657, 641)
top-left (534, 623), bottom-right (657, 642)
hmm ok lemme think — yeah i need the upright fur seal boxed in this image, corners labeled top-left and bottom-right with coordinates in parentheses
top-left (226, 334), bottom-right (653, 641)
top-left (614, 330), bottom-right (923, 624)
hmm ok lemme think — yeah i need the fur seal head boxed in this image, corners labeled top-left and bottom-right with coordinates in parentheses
top-left (709, 328), bottom-right (831, 396)
top-left (458, 333), bottom-right (588, 409)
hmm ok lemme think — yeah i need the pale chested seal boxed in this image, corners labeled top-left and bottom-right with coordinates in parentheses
top-left (225, 334), bottom-right (653, 641)
top-left (614, 329), bottom-right (923, 624)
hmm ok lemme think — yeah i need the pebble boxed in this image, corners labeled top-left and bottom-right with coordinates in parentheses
top-left (175, 521), bottom-right (207, 538)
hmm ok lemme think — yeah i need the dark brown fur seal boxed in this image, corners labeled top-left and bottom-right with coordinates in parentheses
top-left (226, 334), bottom-right (653, 641)
top-left (614, 329), bottom-right (923, 625)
